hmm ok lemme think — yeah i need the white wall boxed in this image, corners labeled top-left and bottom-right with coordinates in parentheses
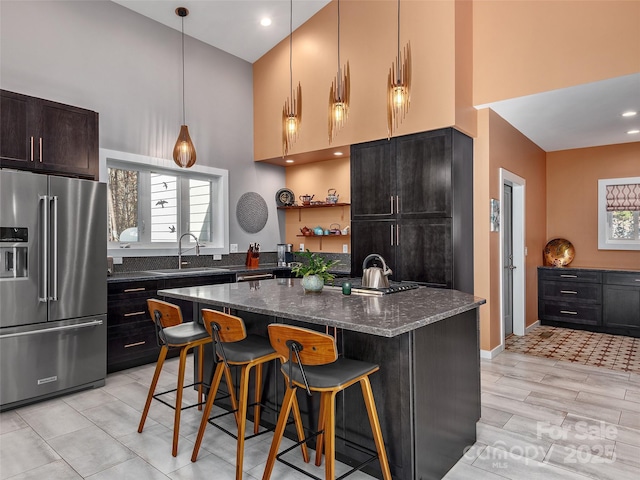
top-left (0, 0), bottom-right (285, 250)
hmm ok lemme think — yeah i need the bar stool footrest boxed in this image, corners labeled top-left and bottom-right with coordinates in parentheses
top-left (276, 430), bottom-right (380, 480)
top-left (152, 381), bottom-right (207, 411)
top-left (206, 401), bottom-right (283, 442)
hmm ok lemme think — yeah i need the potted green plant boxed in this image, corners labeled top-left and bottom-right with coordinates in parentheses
top-left (291, 249), bottom-right (340, 293)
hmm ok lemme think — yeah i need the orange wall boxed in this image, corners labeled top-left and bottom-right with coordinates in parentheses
top-left (546, 142), bottom-right (640, 269)
top-left (284, 157), bottom-right (351, 253)
top-left (253, 0), bottom-right (476, 161)
top-left (473, 0), bottom-right (640, 105)
top-left (475, 109), bottom-right (547, 351)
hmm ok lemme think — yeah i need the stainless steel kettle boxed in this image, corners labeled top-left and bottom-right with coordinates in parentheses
top-left (361, 254), bottom-right (393, 288)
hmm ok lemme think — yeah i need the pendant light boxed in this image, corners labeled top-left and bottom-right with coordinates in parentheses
top-left (173, 7), bottom-right (196, 168)
top-left (328, 0), bottom-right (350, 144)
top-left (387, 0), bottom-right (411, 139)
top-left (282, 0), bottom-right (302, 157)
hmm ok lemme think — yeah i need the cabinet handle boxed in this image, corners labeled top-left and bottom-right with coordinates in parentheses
top-left (123, 287), bottom-right (146, 293)
top-left (390, 224), bottom-right (394, 246)
top-left (560, 290), bottom-right (578, 294)
top-left (396, 223), bottom-right (400, 246)
top-left (124, 341), bottom-right (146, 348)
top-left (30, 136), bottom-right (34, 161)
top-left (560, 274), bottom-right (577, 278)
top-left (396, 195), bottom-right (400, 214)
top-left (635, 279), bottom-right (640, 282)
top-left (39, 138), bottom-right (43, 163)
top-left (560, 310), bottom-right (578, 315)
top-left (124, 311), bottom-right (146, 317)
top-left (390, 196), bottom-right (394, 214)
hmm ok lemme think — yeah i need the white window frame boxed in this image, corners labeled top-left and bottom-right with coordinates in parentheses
top-left (598, 176), bottom-right (640, 251)
top-left (100, 148), bottom-right (229, 257)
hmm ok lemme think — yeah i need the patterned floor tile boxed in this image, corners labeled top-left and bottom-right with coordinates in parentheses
top-left (505, 326), bottom-right (640, 374)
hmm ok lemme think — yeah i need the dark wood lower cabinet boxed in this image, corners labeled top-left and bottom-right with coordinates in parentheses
top-left (107, 273), bottom-right (235, 373)
top-left (539, 267), bottom-right (640, 337)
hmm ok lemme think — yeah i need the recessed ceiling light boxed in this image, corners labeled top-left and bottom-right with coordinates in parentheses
top-left (260, 17), bottom-right (272, 27)
top-left (285, 159), bottom-right (294, 163)
top-left (627, 129), bottom-right (640, 134)
top-left (622, 111), bottom-right (637, 117)
top-left (333, 151), bottom-right (343, 156)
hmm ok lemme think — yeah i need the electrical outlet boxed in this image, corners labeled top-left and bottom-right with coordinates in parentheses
top-left (299, 243), bottom-right (304, 251)
top-left (213, 254), bottom-right (222, 260)
top-left (230, 243), bottom-right (238, 253)
top-left (342, 244), bottom-right (348, 253)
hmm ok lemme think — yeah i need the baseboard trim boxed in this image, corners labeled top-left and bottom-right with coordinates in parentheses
top-left (525, 320), bottom-right (540, 334)
top-left (480, 343), bottom-right (504, 359)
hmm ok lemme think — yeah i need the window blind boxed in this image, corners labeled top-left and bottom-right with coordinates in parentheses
top-left (606, 184), bottom-right (640, 211)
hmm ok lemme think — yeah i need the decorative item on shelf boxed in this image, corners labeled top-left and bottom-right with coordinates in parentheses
top-left (173, 7), bottom-right (197, 168)
top-left (543, 238), bottom-right (575, 267)
top-left (311, 200), bottom-right (325, 205)
top-left (299, 194), bottom-right (314, 206)
top-left (387, 0), bottom-right (411, 139)
top-left (300, 226), bottom-right (312, 236)
top-left (328, 0), bottom-right (350, 144)
top-left (291, 249), bottom-right (340, 293)
top-left (326, 188), bottom-right (340, 204)
top-left (329, 223), bottom-right (342, 235)
top-left (313, 226), bottom-right (324, 236)
top-left (275, 188), bottom-right (295, 207)
top-left (341, 225), bottom-right (350, 235)
top-left (282, 0), bottom-right (302, 157)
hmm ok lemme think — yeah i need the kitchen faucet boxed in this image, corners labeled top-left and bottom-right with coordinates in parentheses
top-left (178, 232), bottom-right (201, 269)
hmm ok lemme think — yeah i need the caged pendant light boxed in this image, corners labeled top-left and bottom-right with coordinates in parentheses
top-left (282, 0), bottom-right (302, 157)
top-left (328, 0), bottom-right (350, 144)
top-left (387, 0), bottom-right (411, 139)
top-left (173, 7), bottom-right (196, 168)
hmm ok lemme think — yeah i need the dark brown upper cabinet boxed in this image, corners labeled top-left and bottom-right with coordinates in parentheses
top-left (1, 90), bottom-right (98, 180)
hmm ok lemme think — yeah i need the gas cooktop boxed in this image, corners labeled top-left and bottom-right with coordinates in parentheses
top-left (325, 277), bottom-right (421, 295)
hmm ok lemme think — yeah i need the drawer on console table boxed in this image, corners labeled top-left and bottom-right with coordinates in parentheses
top-left (538, 301), bottom-right (602, 326)
top-left (538, 268), bottom-right (602, 283)
top-left (539, 281), bottom-right (601, 304)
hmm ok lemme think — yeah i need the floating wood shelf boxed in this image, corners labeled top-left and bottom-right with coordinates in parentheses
top-left (278, 203), bottom-right (350, 222)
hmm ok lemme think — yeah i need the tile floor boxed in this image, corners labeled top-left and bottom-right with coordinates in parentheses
top-left (506, 325), bottom-right (640, 373)
top-left (1, 347), bottom-right (640, 479)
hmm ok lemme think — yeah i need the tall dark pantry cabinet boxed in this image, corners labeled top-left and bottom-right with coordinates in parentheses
top-left (350, 127), bottom-right (474, 293)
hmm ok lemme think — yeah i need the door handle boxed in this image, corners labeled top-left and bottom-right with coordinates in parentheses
top-left (50, 196), bottom-right (58, 301)
top-left (39, 195), bottom-right (48, 302)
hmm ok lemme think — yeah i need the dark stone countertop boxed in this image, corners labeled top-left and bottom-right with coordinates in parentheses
top-left (158, 278), bottom-right (486, 338)
top-left (107, 263), bottom-right (351, 283)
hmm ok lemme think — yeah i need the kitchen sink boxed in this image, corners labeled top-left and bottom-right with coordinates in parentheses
top-left (143, 267), bottom-right (231, 275)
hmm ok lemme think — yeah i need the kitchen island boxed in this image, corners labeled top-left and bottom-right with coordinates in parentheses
top-left (159, 279), bottom-right (485, 480)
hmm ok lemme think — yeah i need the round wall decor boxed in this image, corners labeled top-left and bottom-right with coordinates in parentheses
top-left (236, 192), bottom-right (268, 233)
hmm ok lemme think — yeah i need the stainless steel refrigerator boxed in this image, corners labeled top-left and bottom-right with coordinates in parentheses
top-left (0, 169), bottom-right (107, 410)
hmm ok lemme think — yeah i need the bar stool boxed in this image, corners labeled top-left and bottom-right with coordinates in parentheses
top-left (191, 309), bottom-right (309, 479)
top-left (263, 324), bottom-right (392, 480)
top-left (138, 299), bottom-right (212, 457)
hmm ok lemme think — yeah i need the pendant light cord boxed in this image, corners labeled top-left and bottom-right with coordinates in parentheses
top-left (289, 0), bottom-right (293, 103)
top-left (397, 0), bottom-right (401, 81)
top-left (337, 0), bottom-right (341, 97)
top-left (181, 15), bottom-right (186, 125)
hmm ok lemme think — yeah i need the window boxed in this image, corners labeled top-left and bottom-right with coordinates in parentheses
top-left (102, 149), bottom-right (228, 256)
top-left (598, 177), bottom-right (640, 250)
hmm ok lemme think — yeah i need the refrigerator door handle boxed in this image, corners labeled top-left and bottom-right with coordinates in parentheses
top-left (39, 195), bottom-right (49, 302)
top-left (0, 319), bottom-right (104, 339)
top-left (50, 196), bottom-right (58, 301)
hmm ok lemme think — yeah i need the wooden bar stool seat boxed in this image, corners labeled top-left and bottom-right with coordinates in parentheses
top-left (191, 309), bottom-right (309, 480)
top-left (137, 299), bottom-right (214, 457)
top-left (263, 324), bottom-right (392, 480)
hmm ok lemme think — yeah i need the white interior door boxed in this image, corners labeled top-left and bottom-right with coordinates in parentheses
top-left (499, 169), bottom-right (526, 343)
